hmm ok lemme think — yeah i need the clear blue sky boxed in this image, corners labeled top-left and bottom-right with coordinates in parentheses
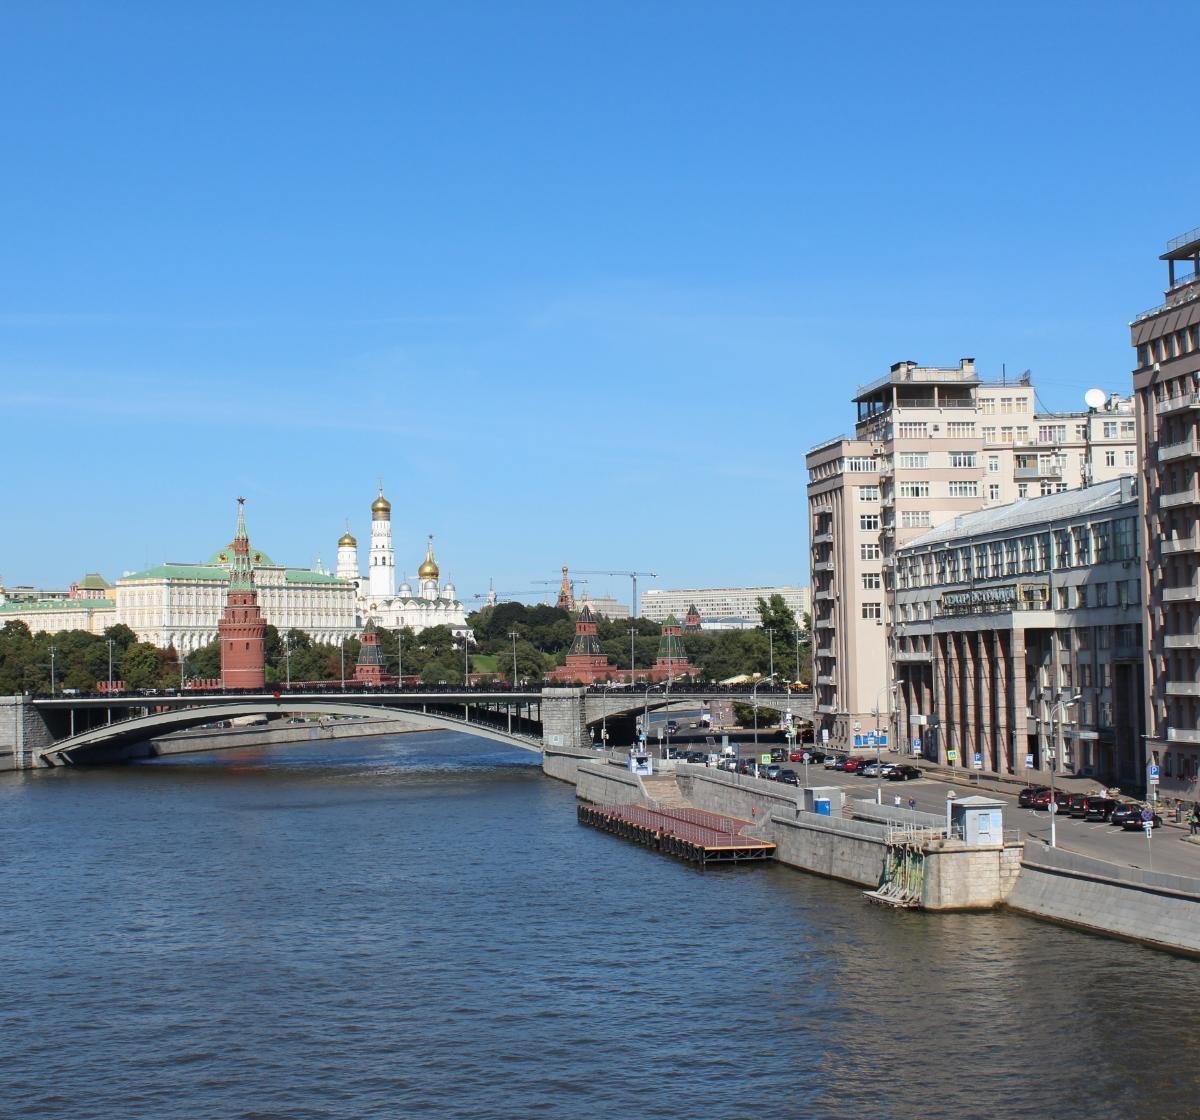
top-left (2, 1), bottom-right (1194, 607)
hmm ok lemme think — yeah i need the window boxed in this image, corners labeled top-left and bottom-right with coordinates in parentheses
top-left (901, 510), bottom-right (932, 528)
top-left (1121, 421), bottom-right (1135, 436)
top-left (860, 514), bottom-right (880, 531)
top-left (861, 602), bottom-right (882, 620)
top-left (1114, 518), bottom-right (1136, 560)
top-left (1124, 450), bottom-right (1135, 467)
top-left (1001, 396), bottom-right (1015, 414)
top-left (987, 455), bottom-right (1000, 474)
top-left (860, 543), bottom-right (881, 560)
top-left (950, 452), bottom-right (977, 469)
top-left (1105, 450), bottom-right (1116, 467)
top-left (1038, 424), bottom-right (1066, 443)
top-left (1137, 344), bottom-right (1150, 367)
top-left (898, 452), bottom-right (929, 469)
top-left (981, 397), bottom-right (996, 415)
top-left (858, 485), bottom-right (879, 501)
top-left (948, 481), bottom-right (979, 497)
top-left (845, 456), bottom-right (876, 472)
top-left (999, 426), bottom-right (1014, 444)
top-left (899, 481), bottom-right (930, 498)
top-left (897, 422), bottom-right (928, 438)
top-left (1018, 483), bottom-right (1028, 498)
top-left (861, 573), bottom-right (881, 590)
top-left (1103, 421), bottom-right (1117, 438)
top-left (947, 422), bottom-right (975, 437)
top-left (988, 483), bottom-right (1000, 500)
top-left (1095, 582), bottom-right (1109, 606)
top-left (982, 426), bottom-right (997, 443)
top-left (1016, 426), bottom-right (1029, 442)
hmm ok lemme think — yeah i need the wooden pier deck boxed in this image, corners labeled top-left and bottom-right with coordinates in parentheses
top-left (577, 802), bottom-right (776, 866)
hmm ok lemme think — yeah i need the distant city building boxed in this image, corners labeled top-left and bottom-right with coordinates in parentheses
top-left (807, 358), bottom-right (1137, 750)
top-left (640, 586), bottom-right (810, 629)
top-left (1132, 227), bottom-right (1200, 800)
top-left (581, 594), bottom-right (630, 621)
top-left (891, 479), bottom-right (1143, 789)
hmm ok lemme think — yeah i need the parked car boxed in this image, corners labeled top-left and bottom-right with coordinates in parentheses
top-left (842, 756), bottom-right (868, 773)
top-left (886, 765), bottom-right (922, 781)
top-left (776, 768), bottom-right (800, 785)
top-left (666, 720), bottom-right (679, 735)
top-left (807, 750), bottom-right (829, 764)
top-left (765, 764), bottom-right (782, 781)
top-left (1018, 785), bottom-right (1050, 808)
top-left (718, 758), bottom-right (739, 773)
top-left (738, 760), bottom-right (758, 776)
top-left (1083, 797), bottom-right (1120, 821)
top-left (1109, 802), bottom-right (1143, 826)
top-left (824, 755), bottom-right (842, 770)
top-left (771, 748), bottom-right (787, 764)
top-left (1120, 807), bottom-right (1163, 830)
top-left (684, 751), bottom-right (706, 764)
top-left (1066, 793), bottom-right (1092, 818)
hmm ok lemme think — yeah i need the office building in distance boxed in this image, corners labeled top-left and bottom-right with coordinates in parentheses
top-left (640, 586), bottom-right (810, 630)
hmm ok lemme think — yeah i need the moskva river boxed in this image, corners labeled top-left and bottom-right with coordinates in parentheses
top-left (3, 733), bottom-right (1199, 1119)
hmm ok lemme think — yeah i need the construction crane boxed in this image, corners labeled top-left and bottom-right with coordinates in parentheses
top-left (573, 570), bottom-right (657, 618)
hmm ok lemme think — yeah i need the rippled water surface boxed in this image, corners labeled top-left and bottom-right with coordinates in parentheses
top-left (3, 732), bottom-right (1199, 1119)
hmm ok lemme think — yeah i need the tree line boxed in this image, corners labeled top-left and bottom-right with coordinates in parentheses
top-left (0, 594), bottom-right (811, 693)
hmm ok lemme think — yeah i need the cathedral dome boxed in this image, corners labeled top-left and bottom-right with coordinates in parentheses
top-left (371, 493), bottom-right (391, 518)
top-left (418, 536), bottom-right (439, 580)
top-left (338, 531), bottom-right (357, 548)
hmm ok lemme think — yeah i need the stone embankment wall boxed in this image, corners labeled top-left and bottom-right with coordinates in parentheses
top-left (0, 696), bottom-right (53, 772)
top-left (575, 762), bottom-right (646, 807)
top-left (1008, 846), bottom-right (1200, 956)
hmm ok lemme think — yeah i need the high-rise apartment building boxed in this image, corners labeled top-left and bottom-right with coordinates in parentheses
top-left (1131, 226), bottom-right (1200, 802)
top-left (807, 358), bottom-right (1136, 750)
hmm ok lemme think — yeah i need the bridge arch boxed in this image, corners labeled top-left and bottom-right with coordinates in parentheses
top-left (37, 699), bottom-right (543, 767)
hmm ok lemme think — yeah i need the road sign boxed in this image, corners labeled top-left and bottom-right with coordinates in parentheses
top-left (1144, 820), bottom-right (1154, 837)
top-left (760, 753), bottom-right (771, 765)
top-left (912, 737), bottom-right (922, 750)
top-left (853, 721), bottom-right (862, 733)
top-left (802, 752), bottom-right (811, 764)
top-left (1048, 802), bottom-right (1058, 814)
top-left (1024, 754), bottom-right (1034, 769)
top-left (973, 753), bottom-right (983, 770)
top-left (1147, 764), bottom-right (1160, 780)
top-left (821, 729), bottom-right (829, 744)
top-left (947, 750), bottom-right (958, 762)
top-left (854, 734), bottom-right (864, 747)
top-left (1141, 807), bottom-right (1153, 822)
top-left (865, 732), bottom-right (878, 747)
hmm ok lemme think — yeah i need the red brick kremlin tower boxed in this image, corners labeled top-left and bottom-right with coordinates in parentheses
top-left (354, 618), bottom-right (385, 685)
top-left (218, 498), bottom-right (267, 690)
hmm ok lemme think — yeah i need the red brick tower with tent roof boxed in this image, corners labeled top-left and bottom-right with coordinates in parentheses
top-left (218, 498), bottom-right (267, 690)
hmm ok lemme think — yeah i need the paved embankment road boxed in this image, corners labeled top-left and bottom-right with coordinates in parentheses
top-left (801, 762), bottom-right (1200, 877)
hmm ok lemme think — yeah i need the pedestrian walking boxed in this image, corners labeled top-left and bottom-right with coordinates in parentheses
top-left (1189, 805), bottom-right (1200, 836)
top-left (893, 794), bottom-right (902, 808)
top-left (908, 797), bottom-right (916, 812)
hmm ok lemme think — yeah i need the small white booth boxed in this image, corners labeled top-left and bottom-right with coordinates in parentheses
top-left (950, 795), bottom-right (1005, 846)
top-left (802, 786), bottom-right (845, 817)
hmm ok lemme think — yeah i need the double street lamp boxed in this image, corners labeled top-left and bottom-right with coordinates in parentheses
top-left (752, 674), bottom-right (776, 749)
top-left (1048, 692), bottom-right (1082, 848)
top-left (872, 681), bottom-right (899, 806)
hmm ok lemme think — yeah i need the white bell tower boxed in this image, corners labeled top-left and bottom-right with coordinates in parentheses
top-left (368, 485), bottom-right (395, 602)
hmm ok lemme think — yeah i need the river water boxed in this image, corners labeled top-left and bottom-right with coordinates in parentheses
top-left (3, 732), bottom-right (1199, 1120)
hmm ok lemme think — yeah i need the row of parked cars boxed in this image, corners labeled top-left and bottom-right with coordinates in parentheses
top-left (819, 754), bottom-right (923, 781)
top-left (1017, 786), bottom-right (1164, 828)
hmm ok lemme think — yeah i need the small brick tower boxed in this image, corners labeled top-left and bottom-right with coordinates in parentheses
top-left (354, 617), bottom-right (385, 685)
top-left (218, 497), bottom-right (267, 690)
top-left (655, 614), bottom-right (693, 680)
top-left (683, 603), bottom-right (703, 632)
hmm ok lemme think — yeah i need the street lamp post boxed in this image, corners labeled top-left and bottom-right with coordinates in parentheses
top-left (106, 637), bottom-right (115, 724)
top-left (49, 644), bottom-right (57, 695)
top-left (398, 630), bottom-right (404, 687)
top-left (794, 630), bottom-right (801, 690)
top-left (872, 681), bottom-right (898, 805)
top-left (509, 629), bottom-right (519, 689)
top-left (643, 682), bottom-right (663, 757)
top-left (1048, 692), bottom-right (1082, 849)
top-left (628, 627), bottom-right (638, 683)
top-left (602, 680), bottom-right (615, 754)
top-left (752, 675), bottom-right (774, 750)
top-left (339, 638), bottom-right (346, 691)
top-left (765, 628), bottom-right (775, 681)
top-left (462, 634), bottom-right (470, 687)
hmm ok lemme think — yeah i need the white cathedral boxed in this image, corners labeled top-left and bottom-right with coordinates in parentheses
top-left (335, 487), bottom-right (473, 638)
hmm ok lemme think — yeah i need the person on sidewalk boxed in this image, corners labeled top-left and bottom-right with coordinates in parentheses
top-left (1189, 805), bottom-right (1200, 837)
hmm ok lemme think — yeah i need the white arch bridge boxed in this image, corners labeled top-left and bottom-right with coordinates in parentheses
top-left (9, 686), bottom-right (812, 769)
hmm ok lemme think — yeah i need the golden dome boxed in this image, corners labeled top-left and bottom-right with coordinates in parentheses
top-left (371, 493), bottom-right (391, 518)
top-left (418, 535), bottom-right (439, 580)
top-left (338, 531), bottom-right (357, 548)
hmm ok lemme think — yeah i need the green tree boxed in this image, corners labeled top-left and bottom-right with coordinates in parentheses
top-left (121, 642), bottom-right (162, 690)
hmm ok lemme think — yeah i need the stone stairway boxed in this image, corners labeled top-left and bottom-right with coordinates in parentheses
top-left (641, 774), bottom-right (692, 810)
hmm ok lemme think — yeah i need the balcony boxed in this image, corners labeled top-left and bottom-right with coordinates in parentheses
top-left (813, 559), bottom-right (834, 573)
top-left (893, 648), bottom-right (933, 662)
top-left (1164, 635), bottom-right (1200, 649)
top-left (817, 703), bottom-right (838, 715)
top-left (1160, 531), bottom-right (1200, 555)
top-left (1014, 464), bottom-right (1063, 480)
top-left (1162, 583), bottom-right (1200, 602)
top-left (881, 494), bottom-right (895, 508)
top-left (1157, 392), bottom-right (1200, 416)
top-left (816, 646), bottom-right (834, 660)
top-left (813, 588), bottom-right (835, 601)
top-left (1159, 485), bottom-right (1200, 509)
top-left (817, 674), bottom-right (837, 686)
top-left (878, 462), bottom-right (894, 478)
top-left (812, 532), bottom-right (833, 546)
top-left (814, 616), bottom-right (835, 630)
top-left (1165, 681), bottom-right (1200, 697)
top-left (1168, 727), bottom-right (1200, 744)
top-left (1159, 437), bottom-right (1199, 463)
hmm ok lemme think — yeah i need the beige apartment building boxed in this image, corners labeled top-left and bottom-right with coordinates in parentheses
top-left (807, 358), bottom-right (1136, 751)
top-left (1131, 226), bottom-right (1200, 801)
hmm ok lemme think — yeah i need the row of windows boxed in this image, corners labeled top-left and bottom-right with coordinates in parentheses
top-left (979, 396), bottom-right (1032, 415)
top-left (1137, 324), bottom-right (1200, 369)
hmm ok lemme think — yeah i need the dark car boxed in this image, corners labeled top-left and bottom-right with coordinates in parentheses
top-left (806, 750), bottom-right (829, 764)
top-left (771, 748), bottom-right (787, 764)
top-left (738, 760), bottom-right (758, 776)
top-left (684, 751), bottom-right (706, 764)
top-left (1018, 785), bottom-right (1050, 808)
top-left (777, 768), bottom-right (799, 785)
top-left (1066, 793), bottom-right (1092, 818)
top-left (1083, 797), bottom-right (1120, 822)
top-left (1121, 808), bottom-right (1163, 830)
top-left (886, 764), bottom-right (922, 781)
top-left (1110, 803), bottom-right (1143, 826)
top-left (665, 720), bottom-right (679, 735)
top-left (765, 764), bottom-right (782, 781)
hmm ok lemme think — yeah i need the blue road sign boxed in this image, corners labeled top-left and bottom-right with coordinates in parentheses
top-left (865, 732), bottom-right (878, 747)
top-left (912, 737), bottom-right (922, 750)
top-left (854, 734), bottom-right (864, 747)
top-left (1147, 764), bottom-right (1161, 779)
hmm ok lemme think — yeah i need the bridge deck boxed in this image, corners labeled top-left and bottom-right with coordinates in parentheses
top-left (577, 803), bottom-right (775, 866)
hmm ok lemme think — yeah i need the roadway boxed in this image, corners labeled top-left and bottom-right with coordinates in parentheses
top-left (788, 759), bottom-right (1200, 878)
